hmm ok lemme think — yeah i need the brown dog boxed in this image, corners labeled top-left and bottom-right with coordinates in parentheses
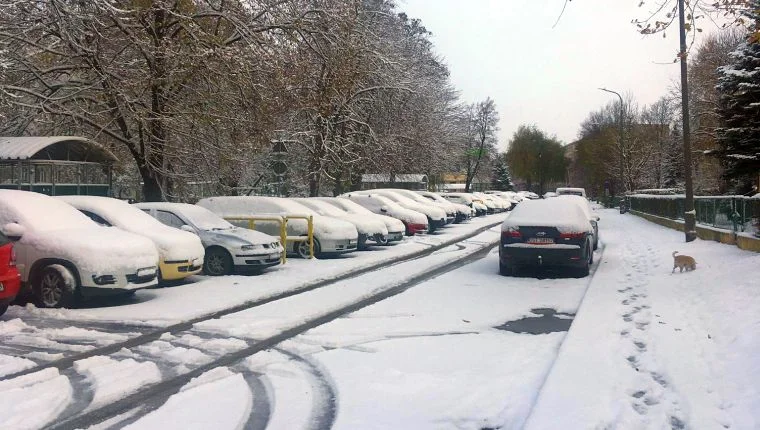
top-left (672, 251), bottom-right (697, 273)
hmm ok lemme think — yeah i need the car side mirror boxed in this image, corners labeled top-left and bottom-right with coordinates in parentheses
top-left (380, 206), bottom-right (388, 213)
top-left (180, 225), bottom-right (195, 233)
top-left (2, 222), bottom-right (25, 241)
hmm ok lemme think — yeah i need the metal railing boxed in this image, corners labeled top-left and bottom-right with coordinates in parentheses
top-left (626, 194), bottom-right (760, 236)
top-left (222, 215), bottom-right (315, 263)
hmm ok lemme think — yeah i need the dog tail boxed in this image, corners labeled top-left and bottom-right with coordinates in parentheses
top-left (672, 251), bottom-right (678, 257)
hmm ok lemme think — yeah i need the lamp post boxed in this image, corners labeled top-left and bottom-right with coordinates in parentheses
top-left (678, 0), bottom-right (697, 242)
top-left (599, 87), bottom-right (625, 197)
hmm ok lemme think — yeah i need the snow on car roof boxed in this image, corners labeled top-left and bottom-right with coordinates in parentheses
top-left (0, 189), bottom-right (95, 232)
top-left (197, 196), bottom-right (314, 217)
top-left (136, 202), bottom-right (234, 231)
top-left (503, 198), bottom-right (592, 233)
top-left (56, 195), bottom-right (163, 230)
top-left (555, 194), bottom-right (594, 219)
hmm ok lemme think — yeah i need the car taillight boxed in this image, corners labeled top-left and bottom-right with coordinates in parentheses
top-left (9, 247), bottom-right (15, 267)
top-left (502, 228), bottom-right (521, 239)
top-left (559, 232), bottom-right (585, 239)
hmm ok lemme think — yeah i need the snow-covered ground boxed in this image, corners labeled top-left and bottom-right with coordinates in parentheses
top-left (1, 209), bottom-right (759, 429)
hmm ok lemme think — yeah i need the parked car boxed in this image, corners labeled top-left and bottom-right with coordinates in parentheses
top-left (556, 187), bottom-right (587, 198)
top-left (135, 202), bottom-right (283, 276)
top-left (441, 193), bottom-right (486, 217)
top-left (484, 191), bottom-right (519, 209)
top-left (338, 193), bottom-right (428, 236)
top-left (473, 192), bottom-right (507, 213)
top-left (543, 192), bottom-right (559, 198)
top-left (0, 190), bottom-right (159, 308)
top-left (58, 196), bottom-right (205, 282)
top-left (355, 189), bottom-right (447, 233)
top-left (416, 191), bottom-right (472, 222)
top-left (197, 196), bottom-right (358, 258)
top-left (294, 198), bottom-right (388, 249)
top-left (518, 191), bottom-right (540, 200)
top-left (314, 197), bottom-right (406, 244)
top-left (556, 194), bottom-right (600, 250)
top-left (0, 232), bottom-right (21, 316)
top-left (499, 198), bottom-right (594, 277)
top-left (387, 189), bottom-right (457, 224)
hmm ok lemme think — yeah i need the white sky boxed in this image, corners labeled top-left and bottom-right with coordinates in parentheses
top-left (399, 0), bottom-right (717, 150)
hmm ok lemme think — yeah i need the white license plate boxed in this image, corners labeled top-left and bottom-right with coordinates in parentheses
top-left (137, 267), bottom-right (156, 278)
top-left (527, 237), bottom-right (554, 244)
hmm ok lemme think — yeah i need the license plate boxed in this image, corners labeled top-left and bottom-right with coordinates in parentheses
top-left (527, 237), bottom-right (554, 244)
top-left (137, 267), bottom-right (156, 278)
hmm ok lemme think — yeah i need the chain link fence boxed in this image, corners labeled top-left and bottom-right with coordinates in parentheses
top-left (626, 194), bottom-right (760, 237)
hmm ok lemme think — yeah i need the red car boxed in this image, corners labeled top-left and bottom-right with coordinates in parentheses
top-left (0, 232), bottom-right (21, 316)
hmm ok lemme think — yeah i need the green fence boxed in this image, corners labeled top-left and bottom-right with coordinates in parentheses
top-left (627, 194), bottom-right (760, 236)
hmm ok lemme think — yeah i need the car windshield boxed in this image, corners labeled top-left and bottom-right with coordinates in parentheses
top-left (180, 205), bottom-right (235, 231)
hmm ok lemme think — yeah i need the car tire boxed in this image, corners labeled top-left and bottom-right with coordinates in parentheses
top-left (499, 261), bottom-right (516, 277)
top-left (0, 303), bottom-right (7, 317)
top-left (577, 243), bottom-right (591, 278)
top-left (297, 238), bottom-right (321, 259)
top-left (204, 248), bottom-right (233, 276)
top-left (35, 264), bottom-right (77, 308)
top-left (593, 238), bottom-right (599, 251)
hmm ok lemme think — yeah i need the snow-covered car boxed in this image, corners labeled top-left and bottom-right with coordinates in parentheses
top-left (314, 197), bottom-right (406, 244)
top-left (0, 190), bottom-right (159, 308)
top-left (135, 202), bottom-right (283, 276)
top-left (556, 194), bottom-right (600, 250)
top-left (0, 234), bottom-right (21, 316)
top-left (58, 196), bottom-right (205, 282)
top-left (556, 187), bottom-right (587, 198)
top-left (197, 196), bottom-right (358, 258)
top-left (543, 192), bottom-right (559, 198)
top-left (483, 191), bottom-right (519, 209)
top-left (354, 189), bottom-right (447, 233)
top-left (499, 198), bottom-right (594, 277)
top-left (473, 192), bottom-right (506, 213)
top-left (339, 193), bottom-right (428, 236)
top-left (416, 191), bottom-right (472, 223)
top-left (387, 189), bottom-right (457, 224)
top-left (518, 190), bottom-right (540, 200)
top-left (294, 198), bottom-right (388, 249)
top-left (441, 193), bottom-right (486, 217)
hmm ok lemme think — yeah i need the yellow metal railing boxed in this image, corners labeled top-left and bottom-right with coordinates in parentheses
top-left (222, 215), bottom-right (315, 263)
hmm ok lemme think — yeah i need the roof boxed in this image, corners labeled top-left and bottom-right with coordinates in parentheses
top-left (0, 136), bottom-right (117, 162)
top-left (362, 173), bottom-right (428, 183)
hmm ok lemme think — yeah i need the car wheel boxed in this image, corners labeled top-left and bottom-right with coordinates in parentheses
top-left (375, 234), bottom-right (389, 246)
top-left (577, 243), bottom-right (591, 278)
top-left (36, 265), bottom-right (77, 308)
top-left (297, 238), bottom-right (321, 259)
top-left (204, 248), bottom-right (233, 276)
top-left (593, 237), bottom-right (599, 251)
top-left (0, 303), bottom-right (7, 317)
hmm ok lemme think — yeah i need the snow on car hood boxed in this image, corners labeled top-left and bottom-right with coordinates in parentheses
top-left (20, 227), bottom-right (159, 274)
top-left (209, 227), bottom-right (280, 247)
top-left (137, 225), bottom-right (204, 262)
top-left (331, 214), bottom-right (387, 236)
top-left (373, 214), bottom-right (406, 232)
top-left (502, 199), bottom-right (592, 233)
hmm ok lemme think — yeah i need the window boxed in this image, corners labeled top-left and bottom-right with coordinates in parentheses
top-left (156, 210), bottom-right (185, 229)
top-left (81, 210), bottom-right (111, 227)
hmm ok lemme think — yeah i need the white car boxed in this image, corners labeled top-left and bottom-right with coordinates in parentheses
top-left (314, 197), bottom-right (406, 244)
top-left (0, 190), bottom-right (159, 308)
top-left (416, 191), bottom-right (472, 222)
top-left (135, 202), bottom-right (284, 276)
top-left (473, 192), bottom-right (507, 212)
top-left (354, 189), bottom-right (447, 233)
top-left (442, 192), bottom-right (489, 216)
top-left (556, 187), bottom-right (587, 198)
top-left (338, 193), bottom-right (429, 236)
top-left (58, 196), bottom-right (205, 282)
top-left (294, 198), bottom-right (388, 249)
top-left (197, 196), bottom-right (358, 258)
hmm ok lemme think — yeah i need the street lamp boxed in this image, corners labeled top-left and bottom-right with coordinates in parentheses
top-left (677, 0), bottom-right (697, 242)
top-left (599, 87), bottom-right (625, 197)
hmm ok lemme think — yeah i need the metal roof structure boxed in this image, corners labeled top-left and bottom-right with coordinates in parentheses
top-left (0, 136), bottom-right (117, 163)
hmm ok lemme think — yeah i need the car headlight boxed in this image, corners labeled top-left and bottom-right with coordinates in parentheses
top-left (241, 244), bottom-right (260, 251)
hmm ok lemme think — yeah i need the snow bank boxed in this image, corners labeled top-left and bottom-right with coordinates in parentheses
top-left (0, 368), bottom-right (72, 429)
top-left (0, 355), bottom-right (36, 377)
top-left (503, 199), bottom-right (592, 233)
top-left (74, 356), bottom-right (161, 409)
top-left (57, 196), bottom-right (204, 262)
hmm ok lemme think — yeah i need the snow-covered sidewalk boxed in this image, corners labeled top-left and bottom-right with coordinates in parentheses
top-left (525, 209), bottom-right (760, 430)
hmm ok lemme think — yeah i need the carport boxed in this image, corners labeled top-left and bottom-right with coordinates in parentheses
top-left (0, 136), bottom-right (116, 196)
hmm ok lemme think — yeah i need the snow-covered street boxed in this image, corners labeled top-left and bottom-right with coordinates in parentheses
top-left (1, 210), bottom-right (759, 429)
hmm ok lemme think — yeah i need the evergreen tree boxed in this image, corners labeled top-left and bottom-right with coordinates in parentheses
top-left (715, 1), bottom-right (760, 193)
top-left (491, 156), bottom-right (514, 191)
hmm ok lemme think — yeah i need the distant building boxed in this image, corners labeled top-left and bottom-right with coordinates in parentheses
top-left (361, 173), bottom-right (428, 191)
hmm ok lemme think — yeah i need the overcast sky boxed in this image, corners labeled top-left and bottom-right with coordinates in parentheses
top-left (399, 0), bottom-right (715, 150)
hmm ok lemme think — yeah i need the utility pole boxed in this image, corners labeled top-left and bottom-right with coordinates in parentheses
top-left (599, 87), bottom-right (625, 197)
top-left (678, 0), bottom-right (697, 242)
